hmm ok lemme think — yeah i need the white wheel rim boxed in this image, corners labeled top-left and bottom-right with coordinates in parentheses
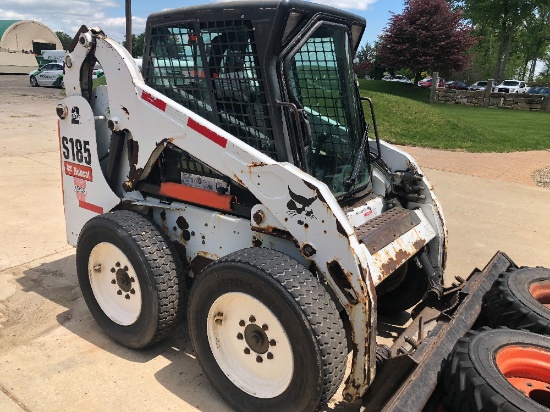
top-left (88, 242), bottom-right (142, 325)
top-left (207, 292), bottom-right (294, 398)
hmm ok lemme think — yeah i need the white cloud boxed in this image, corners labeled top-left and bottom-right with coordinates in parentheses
top-left (0, 0), bottom-right (144, 43)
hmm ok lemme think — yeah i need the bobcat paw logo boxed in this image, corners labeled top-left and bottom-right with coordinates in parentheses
top-left (287, 186), bottom-right (317, 224)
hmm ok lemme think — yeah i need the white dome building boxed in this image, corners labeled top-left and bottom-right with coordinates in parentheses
top-left (0, 20), bottom-right (62, 74)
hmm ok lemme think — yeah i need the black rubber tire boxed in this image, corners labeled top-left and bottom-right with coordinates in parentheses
top-left (486, 267), bottom-right (550, 334)
top-left (187, 248), bottom-right (347, 412)
top-left (30, 75), bottom-right (38, 87)
top-left (76, 210), bottom-right (184, 348)
top-left (443, 327), bottom-right (550, 412)
top-left (377, 261), bottom-right (427, 314)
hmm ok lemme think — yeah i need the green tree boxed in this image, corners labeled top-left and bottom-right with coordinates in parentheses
top-left (56, 31), bottom-right (72, 50)
top-left (123, 32), bottom-right (146, 58)
top-left (377, 0), bottom-right (477, 84)
top-left (457, 0), bottom-right (550, 82)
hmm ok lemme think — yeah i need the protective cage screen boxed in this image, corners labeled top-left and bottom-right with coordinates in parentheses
top-left (145, 20), bottom-right (278, 160)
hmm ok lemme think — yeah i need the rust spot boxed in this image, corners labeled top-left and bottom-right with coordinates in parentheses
top-left (377, 246), bottom-right (415, 279)
top-left (232, 173), bottom-right (245, 187)
top-left (252, 225), bottom-right (299, 248)
top-left (327, 260), bottom-right (358, 304)
top-left (252, 236), bottom-right (263, 247)
top-left (412, 238), bottom-right (426, 250)
top-left (121, 106), bottom-right (129, 116)
top-left (249, 161), bottom-right (267, 168)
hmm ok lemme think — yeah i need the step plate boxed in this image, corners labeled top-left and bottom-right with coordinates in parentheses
top-left (357, 207), bottom-right (421, 254)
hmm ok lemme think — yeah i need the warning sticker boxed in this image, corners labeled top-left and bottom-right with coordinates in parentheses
top-left (64, 162), bottom-right (93, 182)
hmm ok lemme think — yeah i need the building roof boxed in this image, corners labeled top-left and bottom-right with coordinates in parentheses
top-left (0, 20), bottom-right (20, 41)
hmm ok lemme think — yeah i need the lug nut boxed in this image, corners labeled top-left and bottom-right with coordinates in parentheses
top-left (237, 333), bottom-right (243, 340)
top-left (111, 268), bottom-right (115, 273)
top-left (267, 352), bottom-right (274, 360)
top-left (130, 288), bottom-right (135, 294)
top-left (116, 262), bottom-right (121, 267)
top-left (256, 356), bottom-right (263, 363)
top-left (269, 339), bottom-right (276, 346)
top-left (244, 348), bottom-right (250, 355)
top-left (130, 277), bottom-right (135, 283)
top-left (249, 315), bottom-right (256, 323)
top-left (262, 324), bottom-right (268, 331)
top-left (125, 294), bottom-right (130, 299)
top-left (117, 290), bottom-right (122, 295)
top-left (239, 320), bottom-right (245, 327)
top-left (111, 279), bottom-right (116, 284)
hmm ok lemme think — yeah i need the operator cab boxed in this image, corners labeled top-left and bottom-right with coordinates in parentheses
top-left (142, 0), bottom-right (369, 201)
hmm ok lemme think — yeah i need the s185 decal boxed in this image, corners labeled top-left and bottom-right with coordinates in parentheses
top-left (62, 137), bottom-right (91, 165)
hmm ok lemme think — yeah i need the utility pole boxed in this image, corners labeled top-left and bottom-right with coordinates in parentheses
top-left (125, 0), bottom-right (132, 56)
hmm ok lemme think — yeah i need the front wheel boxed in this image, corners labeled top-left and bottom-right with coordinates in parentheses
top-left (188, 248), bottom-right (346, 412)
top-left (443, 327), bottom-right (550, 411)
top-left (30, 75), bottom-right (38, 87)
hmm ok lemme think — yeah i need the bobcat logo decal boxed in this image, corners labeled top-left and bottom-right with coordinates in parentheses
top-left (287, 186), bottom-right (317, 225)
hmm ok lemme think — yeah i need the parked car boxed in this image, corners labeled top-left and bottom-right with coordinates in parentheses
top-left (527, 86), bottom-right (550, 96)
top-left (470, 80), bottom-right (490, 91)
top-left (418, 77), bottom-right (445, 88)
top-left (29, 63), bottom-right (64, 88)
top-left (445, 81), bottom-right (469, 90)
top-left (495, 80), bottom-right (528, 94)
top-left (390, 75), bottom-right (413, 84)
top-left (382, 75), bottom-right (412, 83)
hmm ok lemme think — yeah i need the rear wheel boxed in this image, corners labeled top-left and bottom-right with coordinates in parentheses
top-left (486, 267), bottom-right (550, 334)
top-left (187, 248), bottom-right (346, 412)
top-left (30, 75), bottom-right (38, 87)
top-left (76, 210), bottom-right (184, 348)
top-left (443, 327), bottom-right (550, 412)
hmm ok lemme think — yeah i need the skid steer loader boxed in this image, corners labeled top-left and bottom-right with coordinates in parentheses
top-left (57, 1), bottom-right (550, 411)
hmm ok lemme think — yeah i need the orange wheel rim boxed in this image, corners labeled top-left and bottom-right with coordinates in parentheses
top-left (530, 281), bottom-right (550, 309)
top-left (496, 345), bottom-right (550, 408)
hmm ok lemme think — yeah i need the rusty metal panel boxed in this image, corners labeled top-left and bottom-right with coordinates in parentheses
top-left (357, 207), bottom-right (421, 254)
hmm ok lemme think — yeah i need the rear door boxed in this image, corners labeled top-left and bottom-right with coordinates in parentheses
top-left (37, 64), bottom-right (61, 86)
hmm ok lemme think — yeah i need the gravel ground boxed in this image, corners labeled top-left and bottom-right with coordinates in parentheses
top-left (533, 166), bottom-right (550, 188)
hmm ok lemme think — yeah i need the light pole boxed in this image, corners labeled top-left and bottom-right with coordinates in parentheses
top-left (125, 0), bottom-right (132, 56)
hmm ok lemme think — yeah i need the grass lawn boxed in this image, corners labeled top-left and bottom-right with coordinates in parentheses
top-left (358, 80), bottom-right (550, 152)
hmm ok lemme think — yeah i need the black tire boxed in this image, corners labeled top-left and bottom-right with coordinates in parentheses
top-left (187, 248), bottom-right (346, 412)
top-left (76, 210), bottom-right (184, 348)
top-left (377, 260), bottom-right (427, 314)
top-left (443, 327), bottom-right (550, 412)
top-left (30, 75), bottom-right (38, 87)
top-left (486, 267), bottom-right (550, 334)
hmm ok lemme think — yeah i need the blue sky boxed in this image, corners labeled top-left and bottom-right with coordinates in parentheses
top-left (1, 0), bottom-right (405, 50)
